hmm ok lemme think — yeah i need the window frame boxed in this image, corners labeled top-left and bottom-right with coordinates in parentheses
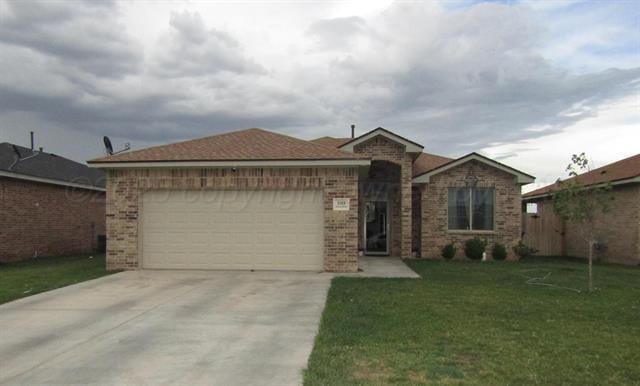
top-left (447, 187), bottom-right (495, 232)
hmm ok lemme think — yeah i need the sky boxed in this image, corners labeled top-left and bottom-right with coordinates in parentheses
top-left (0, 0), bottom-right (638, 192)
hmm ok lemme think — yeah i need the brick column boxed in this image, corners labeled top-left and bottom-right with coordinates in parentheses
top-left (105, 170), bottom-right (140, 270)
top-left (400, 153), bottom-right (413, 258)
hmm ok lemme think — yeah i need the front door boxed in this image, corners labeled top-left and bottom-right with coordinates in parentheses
top-left (364, 201), bottom-right (388, 255)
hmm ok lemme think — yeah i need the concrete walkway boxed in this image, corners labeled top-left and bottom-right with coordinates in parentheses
top-left (343, 256), bottom-right (420, 278)
top-left (0, 270), bottom-right (332, 386)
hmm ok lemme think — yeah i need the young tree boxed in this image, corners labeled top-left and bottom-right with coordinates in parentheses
top-left (552, 153), bottom-right (613, 292)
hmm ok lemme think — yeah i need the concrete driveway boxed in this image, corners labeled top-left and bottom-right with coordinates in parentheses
top-left (0, 270), bottom-right (332, 385)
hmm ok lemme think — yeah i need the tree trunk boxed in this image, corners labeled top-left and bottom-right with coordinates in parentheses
top-left (588, 240), bottom-right (594, 292)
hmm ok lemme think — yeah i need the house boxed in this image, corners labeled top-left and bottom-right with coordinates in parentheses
top-left (522, 153), bottom-right (640, 265)
top-left (0, 143), bottom-right (106, 262)
top-left (88, 127), bottom-right (534, 272)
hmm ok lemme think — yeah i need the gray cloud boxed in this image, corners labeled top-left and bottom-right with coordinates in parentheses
top-left (152, 11), bottom-right (266, 77)
top-left (306, 16), bottom-right (366, 50)
top-left (0, 1), bottom-right (637, 163)
top-left (0, 1), bottom-right (142, 78)
top-left (298, 2), bottom-right (640, 154)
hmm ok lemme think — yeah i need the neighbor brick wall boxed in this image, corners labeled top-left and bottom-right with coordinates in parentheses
top-left (527, 184), bottom-right (640, 265)
top-left (0, 177), bottom-right (106, 262)
top-left (105, 167), bottom-right (359, 272)
top-left (354, 136), bottom-right (413, 258)
top-left (420, 160), bottom-right (522, 260)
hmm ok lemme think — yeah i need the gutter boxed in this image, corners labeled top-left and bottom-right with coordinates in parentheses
top-left (88, 159), bottom-right (372, 169)
top-left (0, 170), bottom-right (106, 192)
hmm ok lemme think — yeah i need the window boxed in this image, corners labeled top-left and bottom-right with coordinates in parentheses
top-left (526, 203), bottom-right (538, 214)
top-left (448, 188), bottom-right (494, 230)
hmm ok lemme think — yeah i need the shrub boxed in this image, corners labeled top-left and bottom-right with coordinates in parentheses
top-left (464, 237), bottom-right (487, 260)
top-left (441, 243), bottom-right (457, 260)
top-left (492, 243), bottom-right (507, 261)
top-left (512, 241), bottom-right (538, 259)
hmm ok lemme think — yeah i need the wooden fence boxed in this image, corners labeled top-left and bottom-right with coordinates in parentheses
top-left (522, 200), bottom-right (564, 256)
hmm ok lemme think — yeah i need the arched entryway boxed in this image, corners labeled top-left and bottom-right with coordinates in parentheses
top-left (359, 160), bottom-right (402, 256)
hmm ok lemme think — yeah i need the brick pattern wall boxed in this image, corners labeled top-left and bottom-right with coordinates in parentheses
top-left (105, 167), bottom-right (359, 272)
top-left (412, 186), bottom-right (421, 255)
top-left (528, 185), bottom-right (639, 265)
top-left (420, 160), bottom-right (522, 260)
top-left (353, 136), bottom-right (413, 258)
top-left (0, 177), bottom-right (106, 262)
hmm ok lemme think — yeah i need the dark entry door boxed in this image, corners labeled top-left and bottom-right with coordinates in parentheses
top-left (365, 201), bottom-right (388, 255)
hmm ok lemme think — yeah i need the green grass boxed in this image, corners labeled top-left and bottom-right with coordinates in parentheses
top-left (305, 258), bottom-right (640, 385)
top-left (0, 254), bottom-right (114, 305)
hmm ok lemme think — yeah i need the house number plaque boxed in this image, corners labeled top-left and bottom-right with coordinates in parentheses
top-left (332, 198), bottom-right (350, 211)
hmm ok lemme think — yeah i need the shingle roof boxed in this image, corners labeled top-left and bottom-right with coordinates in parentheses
top-left (309, 136), bottom-right (352, 148)
top-left (524, 153), bottom-right (640, 198)
top-left (0, 143), bottom-right (105, 189)
top-left (89, 128), bottom-right (367, 163)
top-left (412, 152), bottom-right (453, 177)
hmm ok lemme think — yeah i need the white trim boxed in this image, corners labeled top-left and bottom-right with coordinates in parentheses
top-left (412, 153), bottom-right (535, 184)
top-left (522, 176), bottom-right (640, 201)
top-left (339, 128), bottom-right (424, 153)
top-left (89, 159), bottom-right (371, 169)
top-left (0, 170), bottom-right (105, 192)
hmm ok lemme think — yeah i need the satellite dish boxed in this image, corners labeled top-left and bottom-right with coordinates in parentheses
top-left (103, 136), bottom-right (114, 155)
top-left (103, 136), bottom-right (130, 155)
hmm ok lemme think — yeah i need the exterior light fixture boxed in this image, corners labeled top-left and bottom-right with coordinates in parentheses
top-left (464, 166), bottom-right (479, 187)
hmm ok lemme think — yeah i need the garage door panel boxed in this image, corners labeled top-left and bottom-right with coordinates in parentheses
top-left (141, 189), bottom-right (324, 270)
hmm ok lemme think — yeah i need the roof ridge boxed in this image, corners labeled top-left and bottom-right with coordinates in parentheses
top-left (89, 128), bottom-right (266, 162)
top-left (1, 142), bottom-right (68, 160)
top-left (89, 128), bottom-right (369, 163)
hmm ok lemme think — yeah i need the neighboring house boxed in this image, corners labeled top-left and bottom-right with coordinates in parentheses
top-left (522, 153), bottom-right (640, 265)
top-left (89, 127), bottom-right (534, 272)
top-left (0, 143), bottom-right (106, 262)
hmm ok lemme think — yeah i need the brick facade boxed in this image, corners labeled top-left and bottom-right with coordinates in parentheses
top-left (420, 160), bottom-right (522, 260)
top-left (412, 186), bottom-right (421, 255)
top-left (353, 136), bottom-right (413, 258)
top-left (0, 177), bottom-right (106, 262)
top-left (105, 167), bottom-right (359, 272)
top-left (525, 184), bottom-right (640, 265)
top-left (101, 132), bottom-right (532, 271)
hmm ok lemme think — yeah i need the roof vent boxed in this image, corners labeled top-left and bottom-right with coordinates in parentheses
top-left (351, 124), bottom-right (355, 138)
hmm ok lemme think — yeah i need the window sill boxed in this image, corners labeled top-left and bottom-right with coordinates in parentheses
top-left (447, 230), bottom-right (496, 235)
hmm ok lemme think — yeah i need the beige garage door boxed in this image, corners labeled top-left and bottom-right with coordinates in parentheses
top-left (141, 190), bottom-right (324, 270)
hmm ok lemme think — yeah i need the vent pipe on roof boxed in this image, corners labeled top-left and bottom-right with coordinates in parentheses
top-left (351, 124), bottom-right (355, 138)
top-left (30, 131), bottom-right (34, 150)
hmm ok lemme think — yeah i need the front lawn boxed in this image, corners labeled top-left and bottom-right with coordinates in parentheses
top-left (0, 254), bottom-right (113, 305)
top-left (305, 258), bottom-right (640, 385)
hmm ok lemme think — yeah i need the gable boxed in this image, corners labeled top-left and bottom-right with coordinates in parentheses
top-left (412, 152), bottom-right (534, 185)
top-left (338, 127), bottom-right (424, 153)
